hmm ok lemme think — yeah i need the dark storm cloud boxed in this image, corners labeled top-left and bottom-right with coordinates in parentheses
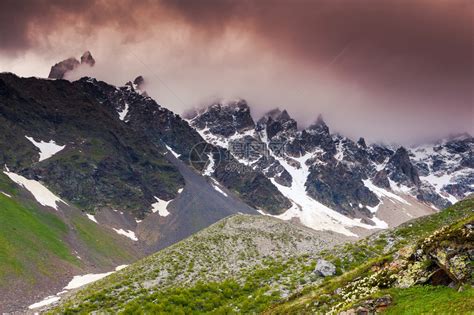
top-left (0, 0), bottom-right (150, 54)
top-left (2, 0), bottom-right (472, 84)
top-left (161, 0), bottom-right (473, 100)
top-left (1, 0), bottom-right (472, 142)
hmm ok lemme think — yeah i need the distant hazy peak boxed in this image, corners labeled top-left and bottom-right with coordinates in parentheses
top-left (80, 51), bottom-right (95, 67)
top-left (48, 51), bottom-right (95, 79)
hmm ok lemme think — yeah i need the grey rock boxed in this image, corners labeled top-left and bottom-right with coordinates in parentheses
top-left (48, 57), bottom-right (80, 79)
top-left (387, 147), bottom-right (421, 186)
top-left (48, 51), bottom-right (95, 79)
top-left (314, 259), bottom-right (336, 277)
top-left (373, 170), bottom-right (390, 189)
top-left (190, 99), bottom-right (255, 137)
top-left (80, 51), bottom-right (95, 66)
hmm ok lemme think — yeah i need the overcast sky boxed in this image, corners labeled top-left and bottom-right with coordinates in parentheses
top-left (0, 0), bottom-right (472, 144)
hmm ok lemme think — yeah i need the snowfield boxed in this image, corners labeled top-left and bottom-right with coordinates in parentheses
top-left (203, 153), bottom-right (215, 176)
top-left (3, 170), bottom-right (67, 210)
top-left (25, 136), bottom-right (65, 161)
top-left (211, 179), bottom-right (228, 197)
top-left (166, 144), bottom-right (181, 158)
top-left (151, 196), bottom-right (171, 217)
top-left (29, 265), bottom-right (128, 309)
top-left (1, 191), bottom-right (12, 198)
top-left (86, 213), bottom-right (98, 223)
top-left (118, 102), bottom-right (129, 121)
top-left (28, 296), bottom-right (61, 309)
top-left (113, 228), bottom-right (138, 241)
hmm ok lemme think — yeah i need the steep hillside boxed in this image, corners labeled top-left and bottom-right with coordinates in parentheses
top-left (268, 198), bottom-right (474, 314)
top-left (0, 172), bottom-right (141, 313)
top-left (0, 73), bottom-right (183, 217)
top-left (0, 72), bottom-right (288, 226)
top-left (44, 215), bottom-right (348, 313)
top-left (45, 199), bottom-right (473, 314)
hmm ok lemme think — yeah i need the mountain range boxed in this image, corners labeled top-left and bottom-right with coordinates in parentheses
top-left (0, 54), bottom-right (472, 312)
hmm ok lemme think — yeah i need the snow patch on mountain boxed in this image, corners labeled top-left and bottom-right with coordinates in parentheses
top-left (28, 295), bottom-right (61, 309)
top-left (29, 264), bottom-right (128, 309)
top-left (363, 179), bottom-right (411, 206)
top-left (334, 141), bottom-right (344, 162)
top-left (211, 179), bottom-right (228, 197)
top-left (25, 136), bottom-right (65, 161)
top-left (1, 191), bottom-right (11, 198)
top-left (112, 228), bottom-right (138, 241)
top-left (118, 102), bottom-right (129, 121)
top-left (86, 213), bottom-right (98, 223)
top-left (3, 171), bottom-right (66, 210)
top-left (165, 145), bottom-right (181, 158)
top-left (203, 153), bottom-right (215, 176)
top-left (419, 170), bottom-right (471, 204)
top-left (388, 179), bottom-right (414, 194)
top-left (262, 151), bottom-right (384, 236)
top-left (151, 196), bottom-right (171, 217)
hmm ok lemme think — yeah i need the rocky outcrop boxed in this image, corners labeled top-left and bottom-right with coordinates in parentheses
top-left (48, 51), bottom-right (95, 79)
top-left (80, 51), bottom-right (95, 66)
top-left (416, 182), bottom-right (451, 209)
top-left (373, 170), bottom-right (390, 189)
top-left (257, 108), bottom-right (297, 140)
top-left (314, 259), bottom-right (336, 277)
top-left (386, 147), bottom-right (421, 187)
top-left (48, 57), bottom-right (80, 79)
top-left (190, 99), bottom-right (255, 137)
top-left (306, 161), bottom-right (378, 218)
top-left (340, 295), bottom-right (392, 315)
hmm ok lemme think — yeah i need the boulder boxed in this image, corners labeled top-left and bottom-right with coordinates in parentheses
top-left (314, 259), bottom-right (336, 277)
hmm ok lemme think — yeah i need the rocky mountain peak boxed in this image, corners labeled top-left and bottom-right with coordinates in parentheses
top-left (357, 137), bottom-right (367, 148)
top-left (307, 114), bottom-right (329, 135)
top-left (279, 109), bottom-right (291, 121)
top-left (257, 108), bottom-right (297, 139)
top-left (80, 51), bottom-right (95, 67)
top-left (387, 146), bottom-right (421, 187)
top-left (258, 108), bottom-right (294, 123)
top-left (48, 51), bottom-right (95, 79)
top-left (188, 99), bottom-right (255, 137)
top-left (133, 75), bottom-right (145, 89)
top-left (125, 75), bottom-right (148, 96)
top-left (48, 57), bottom-right (80, 79)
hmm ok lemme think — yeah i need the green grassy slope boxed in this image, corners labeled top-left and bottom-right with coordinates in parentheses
top-left (382, 285), bottom-right (474, 315)
top-left (47, 199), bottom-right (474, 314)
top-left (0, 173), bottom-right (77, 286)
top-left (47, 215), bottom-right (346, 313)
top-left (267, 199), bottom-right (474, 314)
top-left (69, 212), bottom-right (135, 267)
top-left (0, 172), bottom-right (140, 312)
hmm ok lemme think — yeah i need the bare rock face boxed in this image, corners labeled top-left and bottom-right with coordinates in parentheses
top-left (314, 259), bottom-right (336, 277)
top-left (190, 99), bottom-right (255, 137)
top-left (80, 51), bottom-right (95, 67)
top-left (373, 169), bottom-right (390, 189)
top-left (133, 75), bottom-right (145, 89)
top-left (386, 147), bottom-right (421, 186)
top-left (48, 57), bottom-right (80, 79)
top-left (48, 51), bottom-right (95, 79)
